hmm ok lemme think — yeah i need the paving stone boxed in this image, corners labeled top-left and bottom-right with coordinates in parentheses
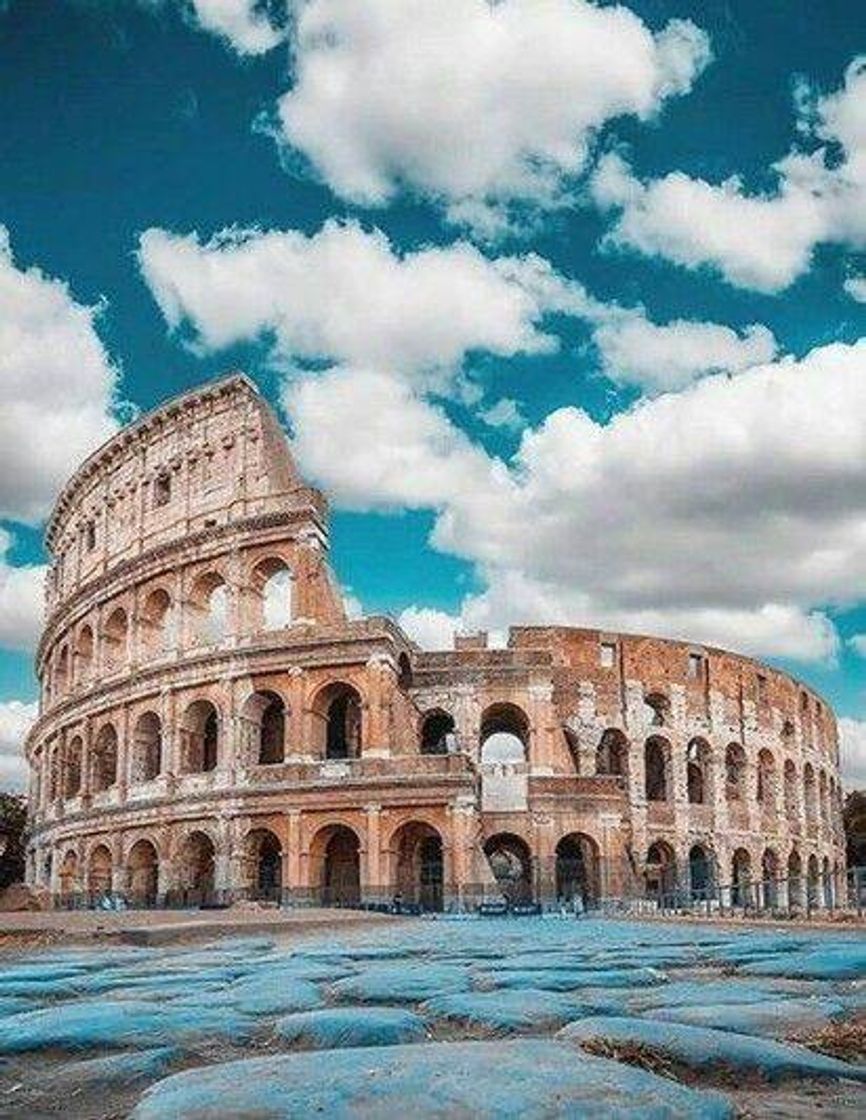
top-left (274, 1006), bottom-right (426, 1048)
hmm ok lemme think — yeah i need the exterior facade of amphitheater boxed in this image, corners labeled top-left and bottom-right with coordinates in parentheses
top-left (25, 375), bottom-right (847, 912)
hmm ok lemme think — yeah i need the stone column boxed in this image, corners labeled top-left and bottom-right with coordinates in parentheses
top-left (286, 810), bottom-right (302, 903)
top-left (364, 804), bottom-right (383, 903)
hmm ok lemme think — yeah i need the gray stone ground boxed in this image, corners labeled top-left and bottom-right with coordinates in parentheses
top-left (0, 912), bottom-right (863, 1118)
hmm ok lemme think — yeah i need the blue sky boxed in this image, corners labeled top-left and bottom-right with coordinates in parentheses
top-left (0, 0), bottom-right (865, 786)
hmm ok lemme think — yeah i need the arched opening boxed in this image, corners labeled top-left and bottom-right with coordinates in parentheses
top-left (555, 833), bottom-right (600, 908)
top-left (807, 853), bottom-right (820, 907)
top-left (725, 743), bottom-right (746, 802)
top-left (243, 690), bottom-right (286, 765)
top-left (731, 847), bottom-right (752, 907)
top-left (784, 760), bottom-right (799, 816)
top-left (55, 645), bottom-right (70, 695)
top-left (804, 764), bottom-right (817, 825)
top-left (688, 844), bottom-right (713, 898)
top-left (191, 572), bottom-right (229, 645)
top-left (87, 844), bottom-right (113, 900)
top-left (483, 833), bottom-right (533, 905)
top-left (392, 821), bottom-right (444, 911)
top-left (313, 825), bottom-right (361, 907)
top-left (644, 736), bottom-right (670, 802)
top-left (131, 712), bottom-right (162, 783)
top-left (686, 738), bottom-right (712, 804)
top-left (819, 771), bottom-right (829, 828)
top-left (645, 841), bottom-right (677, 900)
top-left (480, 703), bottom-right (530, 761)
top-left (596, 729), bottom-right (628, 777)
top-left (103, 607), bottom-right (128, 671)
top-left (127, 839), bottom-right (159, 907)
top-left (48, 745), bottom-right (62, 801)
top-left (397, 653), bottom-right (412, 690)
top-left (76, 624), bottom-right (94, 683)
top-left (314, 683), bottom-right (363, 760)
top-left (180, 700), bottom-right (219, 773)
top-left (178, 831), bottom-right (215, 905)
top-left (420, 709), bottom-right (455, 755)
top-left (644, 692), bottom-right (670, 726)
top-left (757, 749), bottom-right (777, 812)
top-left (788, 849), bottom-right (804, 911)
top-left (91, 724), bottom-right (118, 792)
top-left (761, 847), bottom-right (780, 908)
top-left (59, 851), bottom-right (79, 901)
top-left (252, 557), bottom-right (292, 631)
top-left (141, 588), bottom-right (174, 656)
top-left (63, 736), bottom-right (82, 798)
top-left (245, 828), bottom-right (283, 900)
top-left (822, 855), bottom-right (832, 907)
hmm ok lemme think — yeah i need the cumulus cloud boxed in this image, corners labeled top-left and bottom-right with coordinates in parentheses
top-left (593, 56), bottom-right (866, 292)
top-left (275, 0), bottom-right (710, 231)
top-left (0, 227), bottom-right (119, 523)
top-left (845, 274), bottom-right (866, 302)
top-left (140, 219), bottom-right (775, 396)
top-left (479, 398), bottom-right (527, 432)
top-left (397, 606), bottom-right (460, 652)
top-left (839, 717), bottom-right (866, 790)
top-left (182, 1), bottom-right (286, 54)
top-left (138, 221), bottom-right (583, 393)
top-left (850, 634), bottom-right (866, 657)
top-left (0, 699), bottom-right (37, 792)
top-left (0, 532), bottom-right (45, 653)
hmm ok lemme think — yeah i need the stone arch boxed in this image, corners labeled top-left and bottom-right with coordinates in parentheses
top-left (75, 623), bottom-right (94, 682)
top-left (644, 736), bottom-right (671, 802)
top-left (419, 709), bottom-right (455, 755)
top-left (180, 699), bottom-right (219, 773)
top-left (102, 606), bottom-right (129, 671)
top-left (731, 847), bottom-right (752, 907)
top-left (784, 759), bottom-right (799, 816)
top-left (480, 703), bottom-right (530, 761)
top-left (87, 843), bottom-right (113, 898)
top-left (644, 691), bottom-right (670, 726)
top-left (312, 681), bottom-right (363, 760)
top-left (756, 748), bottom-right (777, 812)
top-left (251, 556), bottom-right (293, 631)
top-left (821, 855), bottom-right (833, 907)
top-left (688, 843), bottom-right (714, 898)
top-left (131, 712), bottom-right (162, 783)
top-left (686, 737), bottom-right (712, 804)
top-left (555, 833), bottom-right (600, 907)
top-left (63, 736), bottom-right (83, 799)
top-left (645, 840), bottom-right (677, 900)
top-left (804, 763), bottom-right (817, 825)
top-left (483, 832), bottom-right (533, 905)
top-left (59, 849), bottom-right (80, 900)
top-left (242, 689), bottom-right (287, 765)
top-left (55, 644), bottom-right (70, 696)
top-left (818, 770), bottom-right (829, 827)
top-left (725, 742), bottom-right (746, 802)
top-left (788, 848), bottom-right (804, 911)
top-left (91, 723), bottom-right (118, 792)
top-left (190, 571), bottom-right (230, 644)
top-left (390, 820), bottom-right (444, 911)
top-left (310, 823), bottom-right (361, 906)
top-left (596, 729), bottom-right (628, 777)
top-left (48, 742), bottom-right (62, 801)
top-left (807, 853), bottom-right (820, 907)
top-left (244, 827), bottom-right (283, 899)
top-left (140, 587), bottom-right (174, 656)
top-left (126, 839), bottom-right (159, 906)
top-left (761, 847), bottom-right (781, 908)
top-left (176, 829), bottom-right (216, 904)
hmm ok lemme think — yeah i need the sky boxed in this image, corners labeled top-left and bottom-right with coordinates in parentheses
top-left (1, 0), bottom-right (866, 789)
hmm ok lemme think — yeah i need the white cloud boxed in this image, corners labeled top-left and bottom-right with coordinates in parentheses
top-left (184, 1), bottom-right (286, 55)
top-left (839, 717), bottom-right (866, 790)
top-left (0, 227), bottom-right (119, 523)
top-left (397, 606), bottom-right (459, 651)
top-left (850, 634), bottom-right (866, 657)
top-left (0, 699), bottom-right (37, 792)
top-left (0, 531), bottom-right (45, 653)
top-left (275, 0), bottom-right (710, 230)
top-left (138, 221), bottom-right (582, 393)
top-left (479, 397), bottom-right (526, 432)
top-left (593, 56), bottom-right (866, 292)
top-left (591, 313), bottom-right (777, 393)
top-left (845, 274), bottom-right (866, 302)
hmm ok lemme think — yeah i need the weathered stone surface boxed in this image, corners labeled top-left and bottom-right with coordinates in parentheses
top-left (331, 965), bottom-right (471, 1003)
top-left (649, 998), bottom-right (846, 1038)
top-left (131, 1040), bottom-right (734, 1119)
top-left (481, 966), bottom-right (667, 992)
top-left (274, 1006), bottom-right (426, 1048)
top-left (423, 988), bottom-right (621, 1030)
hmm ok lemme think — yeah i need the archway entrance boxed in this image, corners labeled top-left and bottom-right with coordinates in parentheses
top-left (178, 831), bottom-right (215, 905)
top-left (645, 841), bottom-right (677, 901)
top-left (483, 833), bottom-right (533, 905)
top-left (761, 848), bottom-right (780, 909)
top-left (731, 848), bottom-right (752, 907)
top-left (392, 822), bottom-right (444, 911)
top-left (555, 833), bottom-right (600, 908)
top-left (316, 826), bottom-right (361, 906)
top-left (314, 684), bottom-right (362, 759)
top-left (246, 828), bottom-right (283, 900)
top-left (688, 844), bottom-right (713, 898)
top-left (87, 845), bottom-right (112, 901)
top-left (127, 840), bottom-right (159, 907)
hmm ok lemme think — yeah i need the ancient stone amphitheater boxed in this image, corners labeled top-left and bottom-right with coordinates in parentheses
top-left (25, 375), bottom-right (846, 912)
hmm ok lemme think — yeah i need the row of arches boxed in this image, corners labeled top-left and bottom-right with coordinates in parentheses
top-left (46, 556), bottom-right (295, 703)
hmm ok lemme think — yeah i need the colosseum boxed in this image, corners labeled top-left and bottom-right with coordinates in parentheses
top-left (25, 374), bottom-right (847, 913)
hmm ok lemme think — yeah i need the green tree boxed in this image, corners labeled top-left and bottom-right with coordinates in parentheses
top-left (0, 792), bottom-right (27, 889)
